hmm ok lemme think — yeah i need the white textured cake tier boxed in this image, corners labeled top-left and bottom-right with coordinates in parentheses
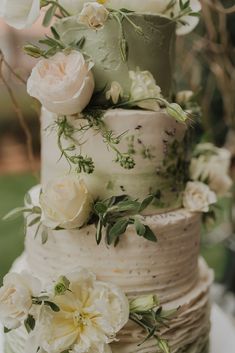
top-left (41, 108), bottom-right (188, 213)
top-left (4, 255), bottom-right (213, 353)
top-left (25, 185), bottom-right (201, 303)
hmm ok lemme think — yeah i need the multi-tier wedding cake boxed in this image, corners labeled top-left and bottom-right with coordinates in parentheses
top-left (0, 1), bottom-right (233, 353)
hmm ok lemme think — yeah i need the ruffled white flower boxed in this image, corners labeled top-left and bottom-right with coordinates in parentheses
top-left (106, 81), bottom-right (123, 104)
top-left (190, 143), bottom-right (233, 197)
top-left (0, 272), bottom-right (41, 330)
top-left (40, 176), bottom-right (93, 230)
top-left (129, 69), bottom-right (162, 111)
top-left (0, 0), bottom-right (40, 29)
top-left (27, 51), bottom-right (95, 115)
top-left (39, 268), bottom-right (129, 353)
top-left (78, 2), bottom-right (109, 30)
top-left (183, 181), bottom-right (217, 213)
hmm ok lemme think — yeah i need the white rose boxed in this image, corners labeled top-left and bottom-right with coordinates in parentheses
top-left (183, 181), bottom-right (217, 213)
top-left (78, 2), bottom-right (109, 30)
top-left (190, 143), bottom-right (232, 197)
top-left (129, 69), bottom-right (162, 111)
top-left (0, 0), bottom-right (40, 29)
top-left (27, 51), bottom-right (95, 115)
top-left (0, 272), bottom-right (41, 330)
top-left (106, 81), bottom-right (123, 104)
top-left (39, 268), bottom-right (129, 353)
top-left (40, 176), bottom-right (93, 229)
top-left (129, 295), bottom-right (158, 313)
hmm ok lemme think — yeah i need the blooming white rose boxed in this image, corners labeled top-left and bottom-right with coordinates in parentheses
top-left (106, 81), bottom-right (123, 104)
top-left (190, 143), bottom-right (232, 197)
top-left (78, 2), bottom-right (109, 30)
top-left (0, 272), bottom-right (41, 330)
top-left (40, 176), bottom-right (93, 230)
top-left (39, 268), bottom-right (129, 353)
top-left (0, 0), bottom-right (40, 29)
top-left (27, 51), bottom-right (95, 115)
top-left (129, 69), bottom-right (162, 111)
top-left (183, 181), bottom-right (217, 213)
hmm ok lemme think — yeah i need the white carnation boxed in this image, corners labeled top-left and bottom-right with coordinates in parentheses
top-left (129, 69), bottom-right (162, 111)
top-left (0, 272), bottom-right (41, 330)
top-left (40, 176), bottom-right (93, 230)
top-left (27, 51), bottom-right (95, 115)
top-left (183, 181), bottom-right (217, 213)
top-left (0, 0), bottom-right (40, 29)
top-left (78, 2), bottom-right (109, 30)
top-left (39, 268), bottom-right (129, 353)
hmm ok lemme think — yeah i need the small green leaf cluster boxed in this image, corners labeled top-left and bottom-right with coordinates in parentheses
top-left (40, 0), bottom-right (71, 27)
top-left (93, 194), bottom-right (156, 246)
top-left (129, 295), bottom-right (179, 353)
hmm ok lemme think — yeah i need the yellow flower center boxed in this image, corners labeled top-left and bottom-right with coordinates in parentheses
top-left (97, 0), bottom-right (107, 4)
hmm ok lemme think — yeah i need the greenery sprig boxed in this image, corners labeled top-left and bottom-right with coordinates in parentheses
top-left (92, 194), bottom-right (156, 246)
top-left (129, 295), bottom-right (179, 353)
top-left (164, 0), bottom-right (200, 25)
top-left (40, 0), bottom-right (71, 26)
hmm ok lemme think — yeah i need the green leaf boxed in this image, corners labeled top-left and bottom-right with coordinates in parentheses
top-left (117, 200), bottom-right (140, 213)
top-left (96, 219), bottom-right (103, 245)
top-left (4, 327), bottom-right (12, 334)
top-left (139, 195), bottom-right (154, 212)
top-left (34, 222), bottom-right (42, 239)
top-left (41, 229), bottom-right (48, 244)
top-left (43, 5), bottom-right (56, 27)
top-left (44, 301), bottom-right (60, 312)
top-left (28, 216), bottom-right (41, 227)
top-left (166, 103), bottom-right (188, 123)
top-left (24, 314), bottom-right (36, 333)
top-left (3, 207), bottom-right (32, 221)
top-left (158, 338), bottom-right (170, 353)
top-left (138, 326), bottom-right (156, 346)
top-left (107, 219), bottom-right (130, 245)
top-left (51, 26), bottom-right (60, 40)
top-left (134, 218), bottom-right (146, 236)
top-left (32, 206), bottom-right (42, 215)
top-left (76, 36), bottom-right (86, 49)
top-left (143, 226), bottom-right (157, 242)
top-left (94, 202), bottom-right (108, 215)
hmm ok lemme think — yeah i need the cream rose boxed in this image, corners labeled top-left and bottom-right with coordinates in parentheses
top-left (190, 143), bottom-right (232, 197)
top-left (78, 2), bottom-right (109, 30)
top-left (183, 181), bottom-right (217, 213)
top-left (0, 272), bottom-right (41, 330)
top-left (129, 69), bottom-right (162, 111)
top-left (39, 268), bottom-right (129, 353)
top-left (106, 81), bottom-right (123, 104)
top-left (27, 51), bottom-right (95, 115)
top-left (40, 176), bottom-right (93, 229)
top-left (0, 0), bottom-right (40, 29)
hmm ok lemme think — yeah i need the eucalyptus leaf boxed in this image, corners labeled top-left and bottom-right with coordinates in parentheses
top-left (139, 195), bottom-right (154, 212)
top-left (107, 219), bottom-right (130, 245)
top-left (41, 229), bottom-right (48, 245)
top-left (3, 207), bottom-right (32, 221)
top-left (51, 26), bottom-right (60, 40)
top-left (117, 200), bottom-right (140, 213)
top-left (44, 301), bottom-right (60, 312)
top-left (94, 202), bottom-right (108, 215)
top-left (143, 226), bottom-right (157, 242)
top-left (43, 5), bottom-right (56, 27)
top-left (28, 216), bottom-right (41, 227)
top-left (24, 314), bottom-right (36, 333)
top-left (134, 218), bottom-right (146, 236)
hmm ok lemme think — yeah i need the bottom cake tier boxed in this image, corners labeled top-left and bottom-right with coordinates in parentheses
top-left (4, 255), bottom-right (213, 353)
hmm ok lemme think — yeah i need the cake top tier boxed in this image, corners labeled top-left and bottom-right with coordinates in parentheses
top-left (55, 13), bottom-right (176, 99)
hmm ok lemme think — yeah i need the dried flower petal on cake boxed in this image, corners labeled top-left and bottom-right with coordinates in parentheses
top-left (40, 176), bottom-right (93, 230)
top-left (183, 181), bottom-right (217, 213)
top-left (0, 272), bottom-right (41, 330)
top-left (27, 51), bottom-right (95, 115)
top-left (0, 0), bottom-right (40, 29)
top-left (78, 2), bottom-right (109, 30)
top-left (39, 267), bottom-right (129, 353)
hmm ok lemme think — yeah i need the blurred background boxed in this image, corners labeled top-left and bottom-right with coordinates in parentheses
top-left (0, 0), bottom-right (235, 315)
